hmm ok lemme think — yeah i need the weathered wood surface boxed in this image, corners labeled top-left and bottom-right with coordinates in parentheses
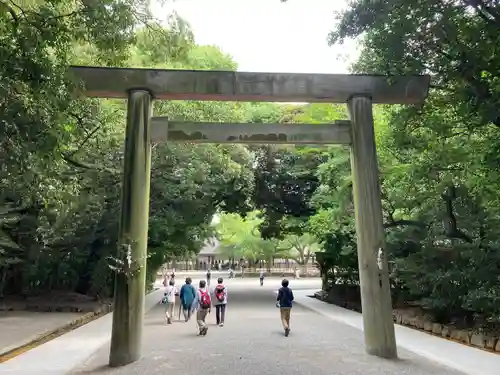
top-left (70, 66), bottom-right (430, 104)
top-left (150, 119), bottom-right (352, 144)
top-left (109, 90), bottom-right (152, 367)
top-left (347, 96), bottom-right (397, 359)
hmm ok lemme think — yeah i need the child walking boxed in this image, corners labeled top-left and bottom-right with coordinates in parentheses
top-left (276, 278), bottom-right (294, 337)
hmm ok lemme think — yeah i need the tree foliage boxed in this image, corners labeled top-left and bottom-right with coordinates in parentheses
top-left (306, 0), bottom-right (500, 330)
top-left (0, 2), bottom-right (256, 298)
top-left (249, 2), bottom-right (500, 326)
top-left (215, 211), bottom-right (311, 271)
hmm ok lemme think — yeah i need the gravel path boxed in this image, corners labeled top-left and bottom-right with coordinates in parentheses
top-left (71, 279), bottom-right (464, 375)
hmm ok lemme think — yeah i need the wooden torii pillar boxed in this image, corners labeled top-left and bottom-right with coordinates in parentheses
top-left (70, 66), bottom-right (430, 366)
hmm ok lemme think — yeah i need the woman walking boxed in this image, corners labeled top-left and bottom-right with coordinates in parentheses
top-left (163, 279), bottom-right (178, 324)
top-left (179, 277), bottom-right (196, 322)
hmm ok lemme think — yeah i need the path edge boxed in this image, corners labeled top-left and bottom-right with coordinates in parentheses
top-left (0, 307), bottom-right (111, 361)
top-left (288, 289), bottom-right (499, 375)
top-left (0, 287), bottom-right (162, 365)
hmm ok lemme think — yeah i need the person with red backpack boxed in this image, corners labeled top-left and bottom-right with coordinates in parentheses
top-left (213, 277), bottom-right (227, 327)
top-left (195, 279), bottom-right (211, 335)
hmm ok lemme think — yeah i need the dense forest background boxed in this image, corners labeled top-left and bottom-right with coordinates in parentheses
top-left (1, 0), bottom-right (500, 332)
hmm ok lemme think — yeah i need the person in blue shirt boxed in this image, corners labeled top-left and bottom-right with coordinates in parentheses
top-left (179, 277), bottom-right (196, 322)
top-left (276, 278), bottom-right (294, 337)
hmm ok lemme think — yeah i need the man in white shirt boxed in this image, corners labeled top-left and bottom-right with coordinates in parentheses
top-left (163, 279), bottom-right (178, 324)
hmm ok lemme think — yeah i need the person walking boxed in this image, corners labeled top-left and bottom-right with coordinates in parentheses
top-left (259, 269), bottom-right (265, 286)
top-left (276, 278), bottom-right (294, 337)
top-left (206, 269), bottom-right (212, 287)
top-left (195, 280), bottom-right (211, 335)
top-left (162, 279), bottom-right (178, 324)
top-left (213, 277), bottom-right (228, 327)
top-left (170, 269), bottom-right (176, 284)
top-left (179, 277), bottom-right (196, 322)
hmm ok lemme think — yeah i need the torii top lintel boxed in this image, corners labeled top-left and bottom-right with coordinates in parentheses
top-left (69, 66), bottom-right (430, 105)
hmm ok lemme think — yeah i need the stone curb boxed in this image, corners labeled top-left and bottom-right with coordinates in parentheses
top-left (0, 304), bottom-right (113, 361)
top-left (393, 310), bottom-right (500, 353)
top-left (0, 287), bottom-right (161, 362)
top-left (313, 291), bottom-right (500, 354)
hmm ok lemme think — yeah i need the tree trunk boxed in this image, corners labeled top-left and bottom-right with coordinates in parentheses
top-left (301, 264), bottom-right (307, 275)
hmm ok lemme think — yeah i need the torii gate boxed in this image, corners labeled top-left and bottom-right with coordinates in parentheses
top-left (71, 66), bottom-right (430, 367)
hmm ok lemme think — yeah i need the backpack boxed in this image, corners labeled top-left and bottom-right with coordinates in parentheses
top-left (214, 284), bottom-right (226, 302)
top-left (199, 289), bottom-right (211, 309)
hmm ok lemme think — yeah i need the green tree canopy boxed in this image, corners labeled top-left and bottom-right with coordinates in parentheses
top-left (0, 7), bottom-right (257, 297)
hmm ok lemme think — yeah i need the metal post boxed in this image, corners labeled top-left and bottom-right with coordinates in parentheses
top-left (109, 90), bottom-right (153, 367)
top-left (347, 96), bottom-right (397, 359)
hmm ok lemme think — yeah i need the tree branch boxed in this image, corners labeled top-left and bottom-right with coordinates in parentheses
top-left (429, 84), bottom-right (455, 93)
top-left (381, 190), bottom-right (428, 229)
top-left (72, 125), bottom-right (102, 155)
top-left (463, 0), bottom-right (500, 27)
top-left (441, 185), bottom-right (473, 243)
top-left (61, 153), bottom-right (120, 175)
top-left (0, 1), bottom-right (18, 23)
top-left (383, 219), bottom-right (427, 229)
